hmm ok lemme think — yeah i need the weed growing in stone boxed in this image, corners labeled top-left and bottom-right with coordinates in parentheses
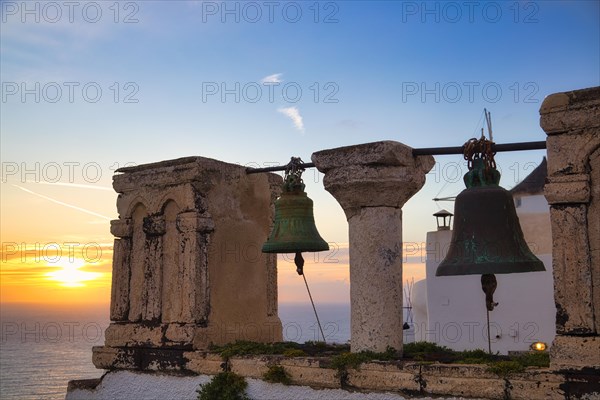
top-left (196, 371), bottom-right (250, 400)
top-left (263, 365), bottom-right (292, 385)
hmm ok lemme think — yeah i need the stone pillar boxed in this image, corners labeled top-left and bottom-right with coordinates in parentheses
top-left (312, 141), bottom-right (434, 353)
top-left (540, 86), bottom-right (600, 370)
top-left (93, 156), bottom-right (283, 371)
top-left (142, 215), bottom-right (165, 322)
top-left (109, 219), bottom-right (132, 321)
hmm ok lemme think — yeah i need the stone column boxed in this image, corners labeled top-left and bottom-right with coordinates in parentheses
top-left (109, 219), bottom-right (132, 321)
top-left (312, 141), bottom-right (434, 353)
top-left (540, 86), bottom-right (600, 369)
top-left (142, 215), bottom-right (165, 322)
top-left (176, 211), bottom-right (213, 323)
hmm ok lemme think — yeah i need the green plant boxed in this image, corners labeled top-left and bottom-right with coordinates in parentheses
top-left (304, 341), bottom-right (327, 351)
top-left (487, 360), bottom-right (525, 377)
top-left (210, 341), bottom-right (302, 360)
top-left (197, 372), bottom-right (250, 400)
top-left (455, 349), bottom-right (496, 364)
top-left (282, 349), bottom-right (307, 357)
top-left (403, 341), bottom-right (455, 362)
top-left (513, 351), bottom-right (550, 368)
top-left (329, 347), bottom-right (399, 383)
top-left (263, 365), bottom-right (291, 385)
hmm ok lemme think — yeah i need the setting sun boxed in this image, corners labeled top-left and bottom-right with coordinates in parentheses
top-left (45, 258), bottom-right (103, 287)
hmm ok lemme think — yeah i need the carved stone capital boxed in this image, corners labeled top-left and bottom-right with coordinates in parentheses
top-left (312, 141), bottom-right (434, 219)
top-left (176, 212), bottom-right (215, 233)
top-left (110, 219), bottom-right (133, 238)
top-left (143, 215), bottom-right (166, 236)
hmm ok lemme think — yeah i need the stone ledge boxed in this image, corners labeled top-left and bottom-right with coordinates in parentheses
top-left (311, 141), bottom-right (416, 171)
top-left (88, 347), bottom-right (600, 399)
top-left (67, 378), bottom-right (102, 392)
top-left (544, 174), bottom-right (590, 204)
top-left (540, 86), bottom-right (600, 134)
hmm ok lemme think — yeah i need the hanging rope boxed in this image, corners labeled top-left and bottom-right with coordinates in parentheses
top-left (294, 252), bottom-right (326, 342)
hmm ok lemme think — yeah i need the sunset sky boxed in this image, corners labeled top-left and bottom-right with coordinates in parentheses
top-left (1, 1), bottom-right (598, 306)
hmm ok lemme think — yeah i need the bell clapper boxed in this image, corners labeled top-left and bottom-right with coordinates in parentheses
top-left (481, 273), bottom-right (499, 354)
top-left (294, 252), bottom-right (304, 275)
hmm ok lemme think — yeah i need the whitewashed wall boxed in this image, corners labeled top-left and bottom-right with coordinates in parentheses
top-left (411, 198), bottom-right (555, 354)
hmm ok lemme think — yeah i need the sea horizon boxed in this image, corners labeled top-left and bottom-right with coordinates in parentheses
top-left (0, 301), bottom-right (351, 400)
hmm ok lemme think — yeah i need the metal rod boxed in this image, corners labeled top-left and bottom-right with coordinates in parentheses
top-left (245, 141), bottom-right (546, 174)
top-left (486, 308), bottom-right (492, 355)
top-left (302, 272), bottom-right (326, 343)
top-left (247, 162), bottom-right (315, 174)
top-left (411, 140), bottom-right (546, 156)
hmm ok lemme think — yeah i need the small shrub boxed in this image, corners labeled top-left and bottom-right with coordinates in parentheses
top-left (514, 351), bottom-right (550, 368)
top-left (210, 341), bottom-right (302, 360)
top-left (330, 347), bottom-right (398, 381)
top-left (487, 361), bottom-right (525, 377)
top-left (403, 341), bottom-right (455, 362)
top-left (455, 349), bottom-right (496, 364)
top-left (283, 349), bottom-right (307, 357)
top-left (197, 371), bottom-right (250, 400)
top-left (263, 365), bottom-right (291, 385)
top-left (304, 341), bottom-right (327, 351)
top-left (330, 352), bottom-right (371, 376)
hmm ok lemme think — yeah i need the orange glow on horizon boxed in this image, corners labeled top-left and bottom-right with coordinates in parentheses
top-left (1, 239), bottom-right (427, 305)
top-left (44, 258), bottom-right (104, 287)
top-left (1, 240), bottom-right (113, 304)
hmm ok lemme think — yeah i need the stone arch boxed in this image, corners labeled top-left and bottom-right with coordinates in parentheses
top-left (161, 199), bottom-right (182, 322)
top-left (128, 202), bottom-right (147, 322)
top-left (122, 195), bottom-right (149, 219)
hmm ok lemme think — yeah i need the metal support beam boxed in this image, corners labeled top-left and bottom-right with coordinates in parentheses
top-left (246, 140), bottom-right (546, 174)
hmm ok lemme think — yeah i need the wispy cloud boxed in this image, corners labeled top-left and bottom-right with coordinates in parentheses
top-left (13, 185), bottom-right (111, 220)
top-left (26, 181), bottom-right (113, 191)
top-left (261, 73), bottom-right (283, 84)
top-left (278, 107), bottom-right (305, 133)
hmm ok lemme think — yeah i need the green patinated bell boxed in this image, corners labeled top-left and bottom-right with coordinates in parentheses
top-left (436, 158), bottom-right (545, 276)
top-left (262, 176), bottom-right (329, 254)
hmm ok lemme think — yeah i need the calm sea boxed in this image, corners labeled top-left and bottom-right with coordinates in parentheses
top-left (0, 303), bottom-right (350, 400)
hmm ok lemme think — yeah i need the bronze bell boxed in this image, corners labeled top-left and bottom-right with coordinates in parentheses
top-left (436, 156), bottom-right (545, 277)
top-left (262, 159), bottom-right (329, 255)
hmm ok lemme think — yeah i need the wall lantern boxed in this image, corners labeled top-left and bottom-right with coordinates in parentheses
top-left (433, 209), bottom-right (453, 231)
top-left (530, 342), bottom-right (547, 352)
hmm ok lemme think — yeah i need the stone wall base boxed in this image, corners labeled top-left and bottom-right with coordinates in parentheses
top-left (102, 319), bottom-right (283, 350)
top-left (550, 336), bottom-right (600, 370)
top-left (88, 347), bottom-right (600, 399)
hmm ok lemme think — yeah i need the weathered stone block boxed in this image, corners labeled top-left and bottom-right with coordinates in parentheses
top-left (110, 238), bottom-right (131, 321)
top-left (184, 352), bottom-right (224, 375)
top-left (279, 357), bottom-right (340, 388)
top-left (110, 218), bottom-right (132, 238)
top-left (230, 357), bottom-right (272, 378)
top-left (545, 132), bottom-right (600, 177)
top-left (550, 336), bottom-right (600, 370)
top-left (545, 174), bottom-right (590, 204)
top-left (176, 212), bottom-right (214, 233)
top-left (540, 86), bottom-right (600, 134)
top-left (164, 323), bottom-right (195, 343)
top-left (92, 346), bottom-right (137, 370)
top-left (104, 323), bottom-right (164, 347)
top-left (549, 205), bottom-right (594, 334)
top-left (347, 362), bottom-right (418, 391)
